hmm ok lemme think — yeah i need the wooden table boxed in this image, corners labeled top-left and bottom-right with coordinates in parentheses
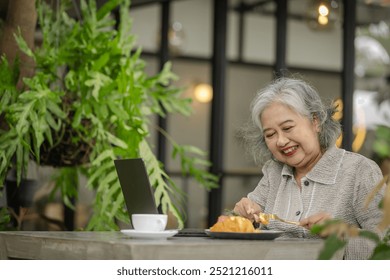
top-left (0, 231), bottom-right (341, 260)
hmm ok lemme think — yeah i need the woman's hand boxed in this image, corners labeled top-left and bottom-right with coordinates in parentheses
top-left (299, 212), bottom-right (332, 230)
top-left (233, 197), bottom-right (262, 222)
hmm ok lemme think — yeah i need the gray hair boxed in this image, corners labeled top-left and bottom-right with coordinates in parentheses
top-left (238, 77), bottom-right (341, 164)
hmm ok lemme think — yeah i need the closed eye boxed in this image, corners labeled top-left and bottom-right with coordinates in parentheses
top-left (265, 132), bottom-right (275, 138)
top-left (282, 126), bottom-right (293, 131)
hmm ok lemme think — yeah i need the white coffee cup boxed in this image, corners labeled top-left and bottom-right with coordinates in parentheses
top-left (131, 214), bottom-right (168, 231)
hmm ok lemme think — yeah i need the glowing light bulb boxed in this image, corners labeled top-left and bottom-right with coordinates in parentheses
top-left (194, 84), bottom-right (213, 103)
top-left (318, 4), bottom-right (329, 16)
top-left (318, 15), bottom-right (329, 25)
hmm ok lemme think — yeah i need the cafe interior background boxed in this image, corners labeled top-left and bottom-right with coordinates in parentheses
top-left (0, 0), bottom-right (389, 231)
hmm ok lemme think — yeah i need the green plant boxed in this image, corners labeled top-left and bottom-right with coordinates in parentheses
top-left (0, 0), bottom-right (218, 230)
top-left (373, 125), bottom-right (390, 159)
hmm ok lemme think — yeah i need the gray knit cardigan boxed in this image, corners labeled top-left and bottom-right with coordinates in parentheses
top-left (248, 146), bottom-right (384, 260)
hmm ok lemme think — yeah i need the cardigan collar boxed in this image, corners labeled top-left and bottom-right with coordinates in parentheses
top-left (281, 146), bottom-right (345, 185)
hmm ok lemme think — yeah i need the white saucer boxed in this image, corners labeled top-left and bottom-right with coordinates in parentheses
top-left (120, 229), bottom-right (178, 239)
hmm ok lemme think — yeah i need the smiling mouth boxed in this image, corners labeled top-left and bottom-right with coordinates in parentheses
top-left (282, 146), bottom-right (298, 155)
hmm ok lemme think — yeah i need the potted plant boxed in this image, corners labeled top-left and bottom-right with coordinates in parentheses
top-left (0, 0), bottom-right (218, 230)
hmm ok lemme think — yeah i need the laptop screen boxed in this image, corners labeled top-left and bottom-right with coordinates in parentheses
top-left (115, 158), bottom-right (207, 236)
top-left (114, 158), bottom-right (159, 222)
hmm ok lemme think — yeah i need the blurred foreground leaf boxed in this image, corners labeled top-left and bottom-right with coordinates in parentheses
top-left (317, 234), bottom-right (347, 260)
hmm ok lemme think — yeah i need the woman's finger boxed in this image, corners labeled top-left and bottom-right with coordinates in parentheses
top-left (233, 198), bottom-right (260, 221)
top-left (299, 212), bottom-right (332, 229)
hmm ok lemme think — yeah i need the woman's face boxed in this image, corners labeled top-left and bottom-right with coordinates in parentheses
top-left (260, 102), bottom-right (322, 171)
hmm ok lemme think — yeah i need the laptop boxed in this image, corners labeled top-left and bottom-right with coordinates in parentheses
top-left (114, 158), bottom-right (207, 237)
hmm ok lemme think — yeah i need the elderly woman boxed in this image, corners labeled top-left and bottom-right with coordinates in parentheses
top-left (234, 77), bottom-right (384, 260)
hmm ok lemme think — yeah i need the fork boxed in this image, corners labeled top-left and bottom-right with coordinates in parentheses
top-left (256, 213), bottom-right (300, 226)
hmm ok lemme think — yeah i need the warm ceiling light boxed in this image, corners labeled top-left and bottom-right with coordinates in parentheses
top-left (318, 15), bottom-right (329, 25)
top-left (318, 4), bottom-right (329, 16)
top-left (306, 0), bottom-right (339, 30)
top-left (194, 83), bottom-right (213, 103)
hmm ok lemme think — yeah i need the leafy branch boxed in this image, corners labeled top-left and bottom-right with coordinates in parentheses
top-left (157, 126), bottom-right (219, 191)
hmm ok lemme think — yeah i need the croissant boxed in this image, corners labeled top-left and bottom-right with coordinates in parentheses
top-left (210, 215), bottom-right (260, 233)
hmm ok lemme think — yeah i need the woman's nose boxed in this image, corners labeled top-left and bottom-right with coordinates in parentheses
top-left (276, 134), bottom-right (289, 147)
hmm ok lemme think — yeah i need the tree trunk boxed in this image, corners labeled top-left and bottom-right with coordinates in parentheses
top-left (0, 0), bottom-right (37, 88)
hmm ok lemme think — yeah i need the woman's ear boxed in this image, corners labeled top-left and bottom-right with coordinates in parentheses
top-left (312, 114), bottom-right (321, 132)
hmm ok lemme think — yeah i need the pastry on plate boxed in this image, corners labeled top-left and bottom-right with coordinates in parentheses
top-left (210, 215), bottom-right (260, 233)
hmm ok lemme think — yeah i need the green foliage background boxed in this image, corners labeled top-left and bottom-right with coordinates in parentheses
top-left (0, 0), bottom-right (218, 230)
